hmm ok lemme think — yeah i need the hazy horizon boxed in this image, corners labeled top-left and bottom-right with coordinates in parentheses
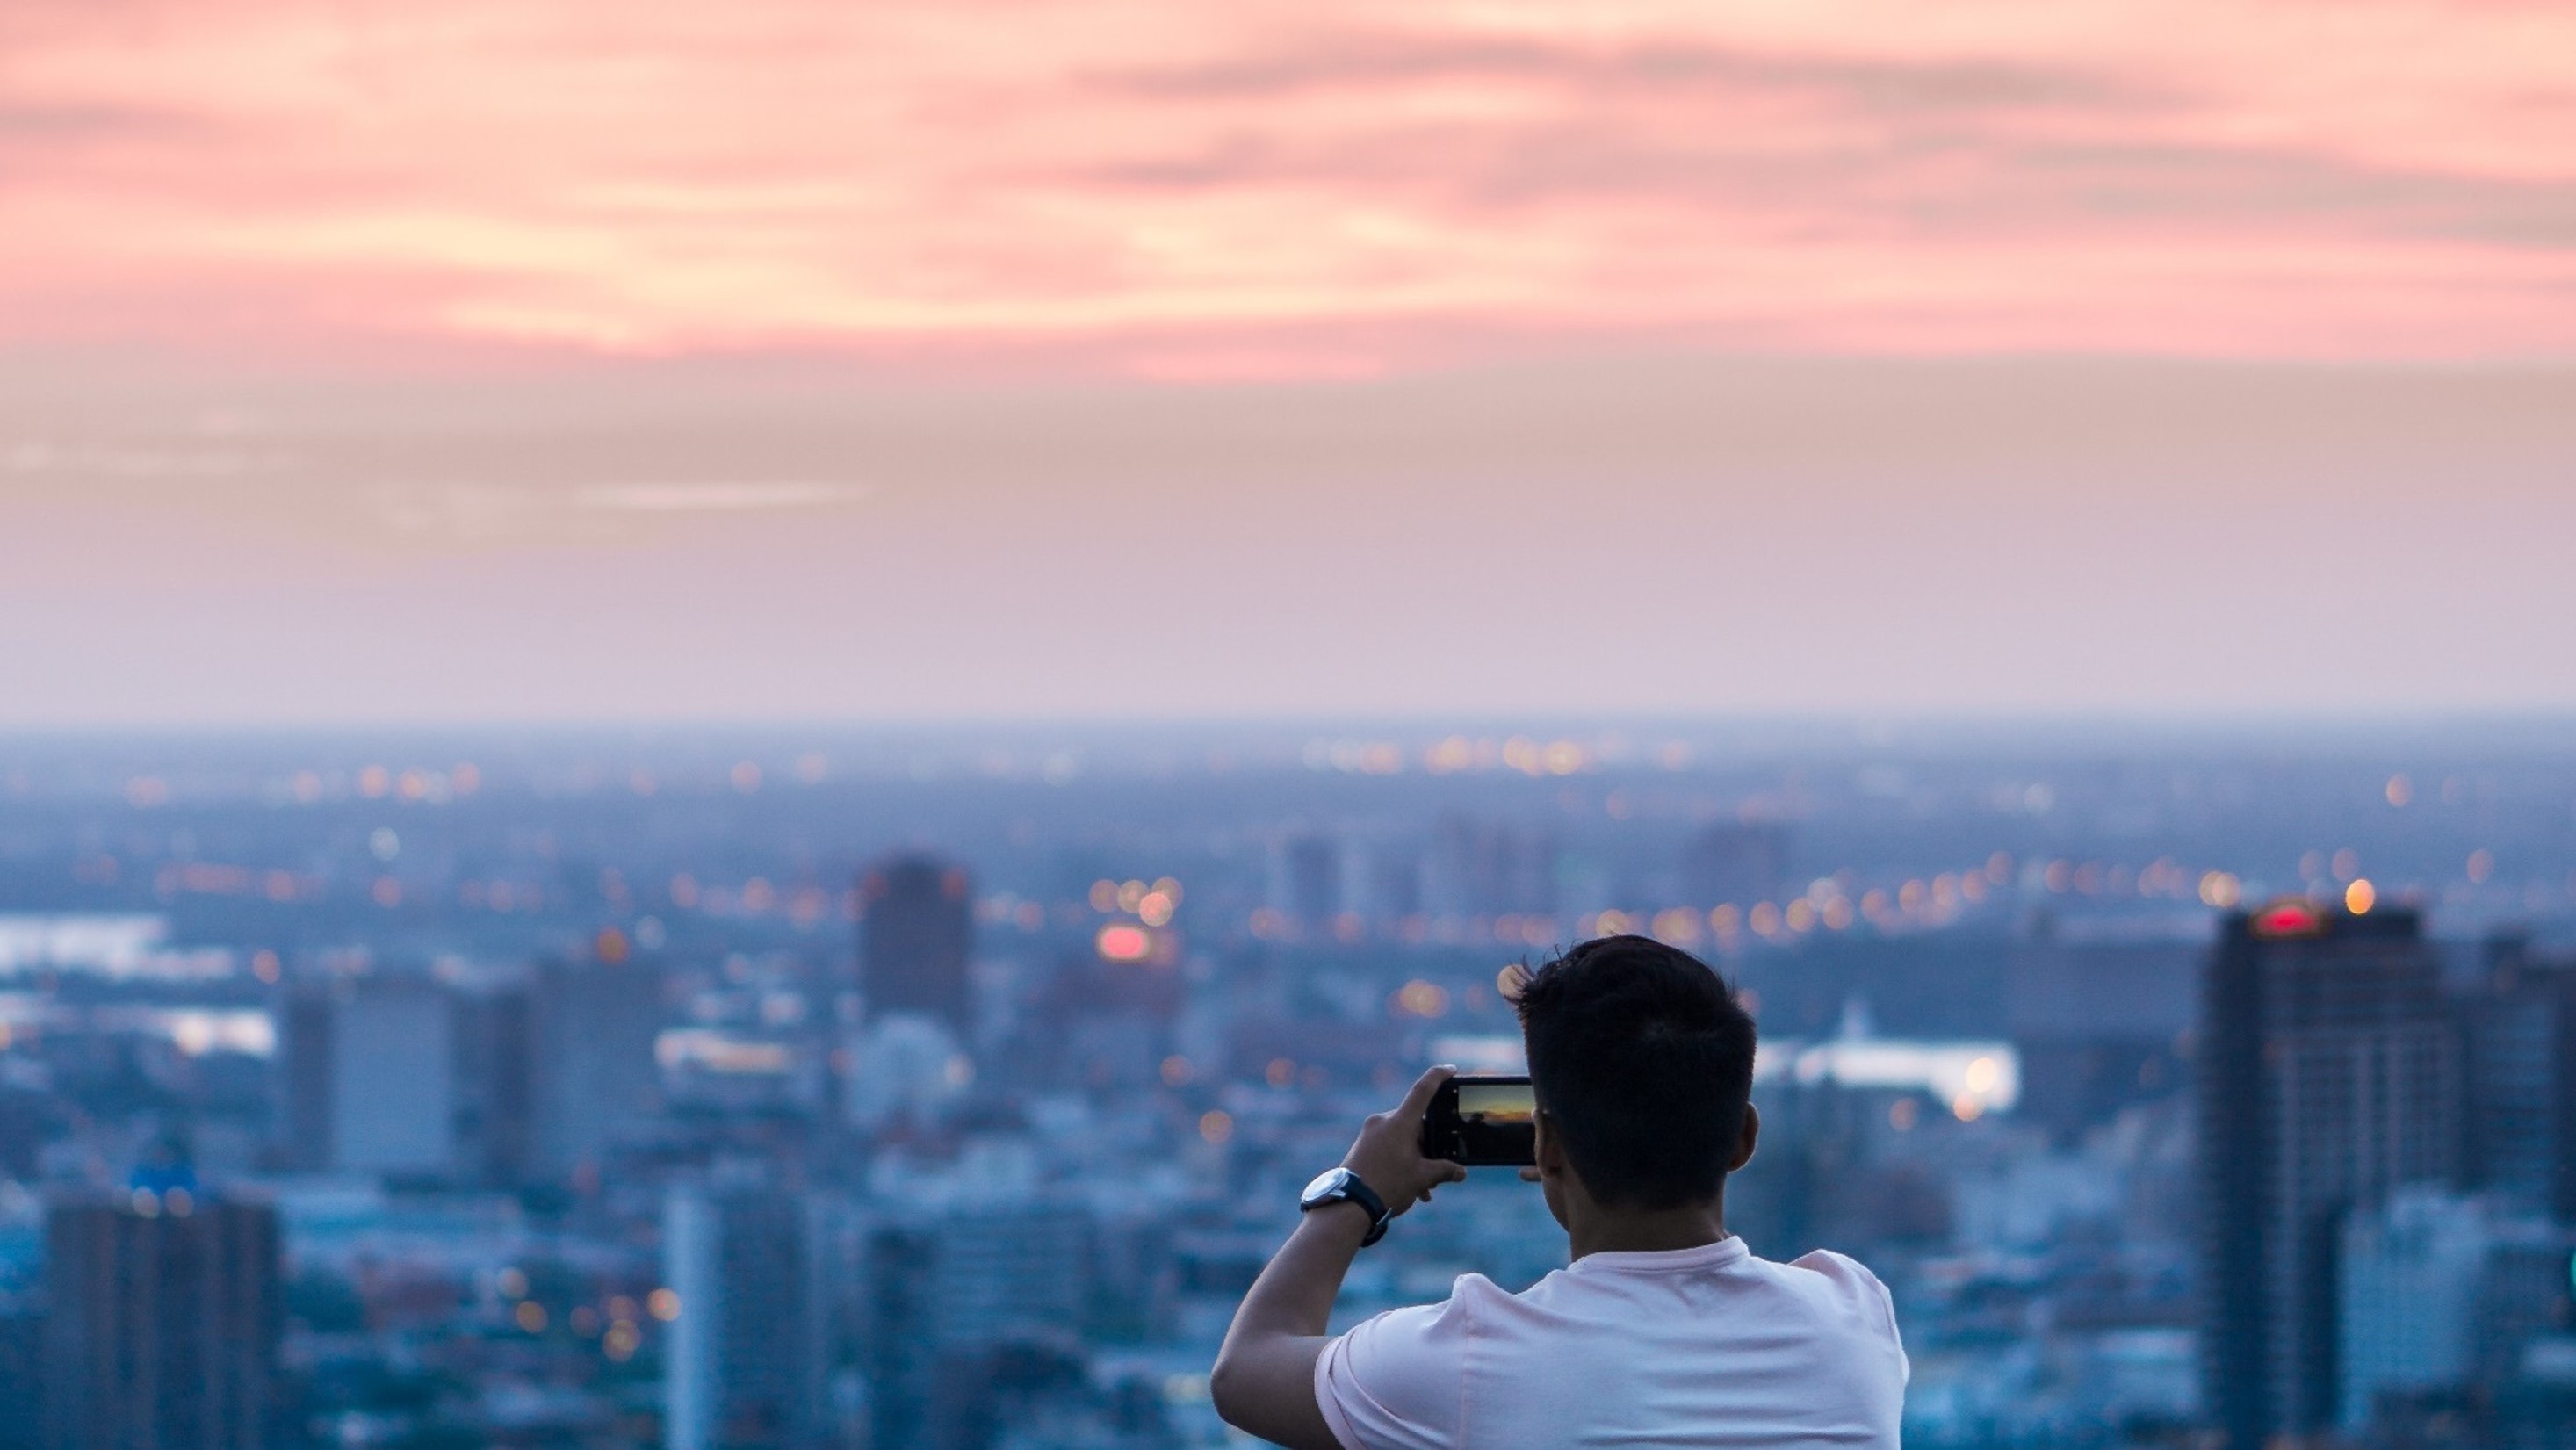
top-left (8, 0), bottom-right (2573, 726)
top-left (10, 351), bottom-right (2574, 726)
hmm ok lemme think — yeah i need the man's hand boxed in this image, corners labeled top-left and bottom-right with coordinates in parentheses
top-left (1343, 1065), bottom-right (1469, 1215)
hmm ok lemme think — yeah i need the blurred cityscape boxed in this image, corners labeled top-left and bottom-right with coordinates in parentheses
top-left (0, 719), bottom-right (2570, 1449)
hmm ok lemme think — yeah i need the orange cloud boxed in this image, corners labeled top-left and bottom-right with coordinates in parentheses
top-left (3, 0), bottom-right (2572, 375)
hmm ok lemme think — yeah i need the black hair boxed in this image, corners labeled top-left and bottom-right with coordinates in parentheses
top-left (1513, 934), bottom-right (1757, 1209)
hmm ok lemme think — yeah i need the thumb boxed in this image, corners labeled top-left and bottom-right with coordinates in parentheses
top-left (1395, 1064), bottom-right (1456, 1118)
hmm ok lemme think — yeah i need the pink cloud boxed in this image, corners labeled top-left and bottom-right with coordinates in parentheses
top-left (2, 0), bottom-right (2572, 374)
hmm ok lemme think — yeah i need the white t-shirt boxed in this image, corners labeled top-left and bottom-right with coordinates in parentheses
top-left (1313, 1237), bottom-right (1907, 1450)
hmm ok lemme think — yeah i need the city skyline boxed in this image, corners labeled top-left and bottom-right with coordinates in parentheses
top-left (1, 721), bottom-right (2569, 1446)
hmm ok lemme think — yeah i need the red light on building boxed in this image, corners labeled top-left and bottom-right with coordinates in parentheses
top-left (2250, 900), bottom-right (2325, 939)
top-left (1096, 924), bottom-right (1153, 962)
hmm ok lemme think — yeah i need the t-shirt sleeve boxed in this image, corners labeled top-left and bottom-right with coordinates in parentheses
top-left (1311, 1295), bottom-right (1474, 1450)
top-left (1792, 1249), bottom-right (1910, 1387)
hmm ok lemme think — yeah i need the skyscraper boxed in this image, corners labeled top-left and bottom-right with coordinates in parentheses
top-left (1678, 820), bottom-right (1790, 911)
top-left (2464, 933), bottom-right (2576, 1219)
top-left (862, 1203), bottom-right (1092, 1450)
top-left (276, 975), bottom-right (458, 1177)
top-left (857, 855), bottom-right (972, 1037)
top-left (42, 1190), bottom-right (281, 1450)
top-left (273, 986), bottom-right (332, 1171)
top-left (2335, 1186), bottom-right (2493, 1431)
top-left (1266, 833), bottom-right (1340, 931)
top-left (2005, 925), bottom-right (2197, 1138)
top-left (2335, 1187), bottom-right (2572, 1432)
top-left (527, 955), bottom-right (667, 1179)
top-left (2197, 899), bottom-right (2462, 1448)
top-left (1421, 814), bottom-right (1556, 921)
top-left (452, 980), bottom-right (537, 1187)
top-left (664, 1184), bottom-right (844, 1450)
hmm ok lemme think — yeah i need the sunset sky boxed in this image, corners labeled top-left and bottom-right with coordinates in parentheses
top-left (5, 0), bottom-right (2573, 724)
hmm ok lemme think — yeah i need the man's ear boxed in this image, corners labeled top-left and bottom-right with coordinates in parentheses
top-left (1729, 1102), bottom-right (1760, 1172)
top-left (1534, 1106), bottom-right (1571, 1176)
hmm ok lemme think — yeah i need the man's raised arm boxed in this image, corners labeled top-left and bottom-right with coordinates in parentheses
top-left (1210, 1066), bottom-right (1466, 1449)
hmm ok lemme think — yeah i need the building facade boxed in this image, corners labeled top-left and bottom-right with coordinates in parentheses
top-left (665, 1184), bottom-right (844, 1450)
top-left (857, 855), bottom-right (974, 1037)
top-left (2465, 934), bottom-right (2576, 1220)
top-left (278, 975), bottom-right (460, 1176)
top-left (527, 956), bottom-right (667, 1179)
top-left (42, 1192), bottom-right (281, 1450)
top-left (2197, 900), bottom-right (2462, 1448)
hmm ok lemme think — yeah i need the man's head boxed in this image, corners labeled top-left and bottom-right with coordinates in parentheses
top-left (1513, 934), bottom-right (1757, 1213)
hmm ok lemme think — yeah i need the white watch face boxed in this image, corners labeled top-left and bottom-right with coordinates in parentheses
top-left (1302, 1167), bottom-right (1350, 1207)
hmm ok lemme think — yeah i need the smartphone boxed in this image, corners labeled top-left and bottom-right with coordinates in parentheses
top-left (1420, 1074), bottom-right (1537, 1167)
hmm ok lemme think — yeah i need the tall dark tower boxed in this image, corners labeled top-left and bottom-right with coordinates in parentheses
top-left (43, 1190), bottom-right (282, 1450)
top-left (2197, 899), bottom-right (2460, 1449)
top-left (859, 855), bottom-right (973, 1038)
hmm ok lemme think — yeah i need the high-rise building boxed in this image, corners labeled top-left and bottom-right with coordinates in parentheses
top-left (2464, 934), bottom-right (2576, 1219)
top-left (924, 1205), bottom-right (1089, 1349)
top-left (864, 1220), bottom-right (937, 1450)
top-left (452, 981), bottom-right (536, 1187)
top-left (2005, 924), bottom-right (2197, 1138)
top-left (664, 1184), bottom-right (844, 1450)
top-left (1346, 840), bottom-right (1422, 924)
top-left (858, 855), bottom-right (973, 1037)
top-left (527, 956), bottom-right (667, 1179)
top-left (276, 975), bottom-right (458, 1176)
top-left (1422, 815), bottom-right (1556, 920)
top-left (1678, 820), bottom-right (1789, 911)
top-left (2197, 900), bottom-right (2462, 1449)
top-left (922, 1337), bottom-right (1173, 1450)
top-left (2337, 1187), bottom-right (2498, 1430)
top-left (0, 1291), bottom-right (44, 1450)
top-left (863, 1202), bottom-right (1093, 1450)
top-left (2336, 1187), bottom-right (2573, 1432)
top-left (42, 1189), bottom-right (281, 1450)
top-left (1266, 833), bottom-right (1340, 930)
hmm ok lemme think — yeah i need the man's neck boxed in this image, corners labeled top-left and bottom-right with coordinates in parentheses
top-left (1564, 1198), bottom-right (1729, 1261)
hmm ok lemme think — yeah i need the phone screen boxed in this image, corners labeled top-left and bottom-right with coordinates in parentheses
top-left (1455, 1080), bottom-right (1535, 1125)
top-left (1425, 1075), bottom-right (1539, 1166)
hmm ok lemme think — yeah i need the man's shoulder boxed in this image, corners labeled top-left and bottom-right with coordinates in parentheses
top-left (1341, 1278), bottom-right (1491, 1355)
top-left (1370, 1250), bottom-right (1896, 1338)
top-left (1778, 1246), bottom-right (1891, 1289)
top-left (1319, 1283), bottom-right (1495, 1444)
top-left (1336, 1272), bottom-right (1533, 1367)
top-left (1769, 1248), bottom-right (1905, 1345)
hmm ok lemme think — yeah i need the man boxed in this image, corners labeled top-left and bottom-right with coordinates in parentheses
top-left (1211, 934), bottom-right (1907, 1449)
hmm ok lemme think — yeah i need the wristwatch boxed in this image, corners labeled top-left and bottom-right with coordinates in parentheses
top-left (1300, 1167), bottom-right (1392, 1246)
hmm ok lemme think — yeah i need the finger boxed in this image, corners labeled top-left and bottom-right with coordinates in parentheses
top-left (1518, 1167), bottom-right (1543, 1183)
top-left (1396, 1064), bottom-right (1457, 1118)
top-left (1444, 1163), bottom-right (1469, 1184)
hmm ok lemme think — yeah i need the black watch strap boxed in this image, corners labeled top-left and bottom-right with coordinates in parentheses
top-left (1308, 1170), bottom-right (1391, 1246)
top-left (1344, 1173), bottom-right (1390, 1246)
